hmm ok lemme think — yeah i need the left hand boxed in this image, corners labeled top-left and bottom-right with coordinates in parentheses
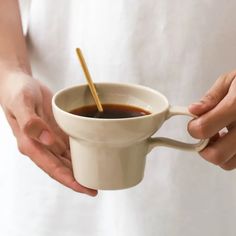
top-left (188, 70), bottom-right (236, 171)
top-left (0, 71), bottom-right (97, 196)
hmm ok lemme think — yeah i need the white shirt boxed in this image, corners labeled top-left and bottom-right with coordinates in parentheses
top-left (0, 0), bottom-right (236, 235)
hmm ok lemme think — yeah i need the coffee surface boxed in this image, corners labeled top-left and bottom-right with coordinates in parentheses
top-left (70, 104), bottom-right (151, 119)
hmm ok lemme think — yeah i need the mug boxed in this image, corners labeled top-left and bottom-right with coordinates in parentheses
top-left (52, 83), bottom-right (209, 190)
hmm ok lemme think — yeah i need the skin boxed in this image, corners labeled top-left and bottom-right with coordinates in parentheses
top-left (0, 1), bottom-right (235, 198)
top-left (0, 0), bottom-right (97, 196)
top-left (188, 71), bottom-right (236, 170)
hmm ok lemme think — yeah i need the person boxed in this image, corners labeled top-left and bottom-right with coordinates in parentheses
top-left (0, 0), bottom-right (236, 235)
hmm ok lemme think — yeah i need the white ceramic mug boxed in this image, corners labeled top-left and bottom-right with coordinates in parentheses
top-left (52, 83), bottom-right (209, 190)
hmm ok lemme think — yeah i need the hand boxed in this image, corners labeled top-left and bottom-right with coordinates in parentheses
top-left (0, 71), bottom-right (97, 196)
top-left (188, 70), bottom-right (236, 171)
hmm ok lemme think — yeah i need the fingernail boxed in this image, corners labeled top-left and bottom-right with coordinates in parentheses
top-left (84, 189), bottom-right (98, 197)
top-left (39, 130), bottom-right (52, 145)
top-left (191, 101), bottom-right (203, 106)
top-left (72, 181), bottom-right (98, 197)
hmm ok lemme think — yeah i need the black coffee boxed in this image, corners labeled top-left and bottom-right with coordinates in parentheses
top-left (70, 104), bottom-right (151, 119)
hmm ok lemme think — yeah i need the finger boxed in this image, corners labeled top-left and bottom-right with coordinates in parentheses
top-left (23, 113), bottom-right (68, 157)
top-left (23, 116), bottom-right (55, 145)
top-left (11, 91), bottom-right (54, 145)
top-left (63, 149), bottom-right (71, 160)
top-left (209, 132), bottom-right (220, 144)
top-left (50, 122), bottom-right (70, 148)
top-left (19, 135), bottom-right (97, 196)
top-left (36, 84), bottom-right (70, 153)
top-left (6, 111), bottom-right (78, 188)
top-left (188, 93), bottom-right (236, 139)
top-left (11, 86), bottom-right (56, 145)
top-left (199, 128), bottom-right (236, 165)
top-left (9, 106), bottom-right (68, 156)
top-left (10, 87), bottom-right (68, 156)
top-left (4, 110), bottom-right (20, 137)
top-left (189, 71), bottom-right (236, 116)
top-left (220, 155), bottom-right (236, 171)
top-left (227, 121), bottom-right (236, 131)
top-left (59, 155), bottom-right (72, 169)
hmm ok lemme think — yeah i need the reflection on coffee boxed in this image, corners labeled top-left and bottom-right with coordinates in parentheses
top-left (70, 104), bottom-right (151, 119)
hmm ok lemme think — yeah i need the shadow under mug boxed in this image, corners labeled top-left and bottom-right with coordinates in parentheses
top-left (52, 83), bottom-right (209, 190)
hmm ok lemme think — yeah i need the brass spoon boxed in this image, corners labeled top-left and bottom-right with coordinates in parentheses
top-left (76, 48), bottom-right (103, 112)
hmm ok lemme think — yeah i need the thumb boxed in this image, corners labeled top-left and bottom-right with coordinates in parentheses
top-left (189, 72), bottom-right (236, 116)
top-left (24, 116), bottom-right (55, 145)
top-left (13, 101), bottom-right (54, 145)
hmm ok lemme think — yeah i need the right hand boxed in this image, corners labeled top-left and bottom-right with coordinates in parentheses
top-left (0, 71), bottom-right (97, 196)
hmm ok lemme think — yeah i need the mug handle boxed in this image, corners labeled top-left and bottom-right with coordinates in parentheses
top-left (148, 106), bottom-right (209, 152)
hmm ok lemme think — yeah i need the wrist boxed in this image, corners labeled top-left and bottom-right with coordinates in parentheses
top-left (0, 57), bottom-right (31, 78)
top-left (0, 60), bottom-right (32, 105)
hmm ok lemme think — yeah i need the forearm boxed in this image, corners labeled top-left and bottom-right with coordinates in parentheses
top-left (0, 0), bottom-right (31, 76)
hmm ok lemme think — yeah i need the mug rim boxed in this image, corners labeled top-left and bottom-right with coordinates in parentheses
top-left (52, 82), bottom-right (169, 122)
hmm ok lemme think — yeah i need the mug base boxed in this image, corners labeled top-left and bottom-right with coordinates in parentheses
top-left (75, 175), bottom-right (144, 190)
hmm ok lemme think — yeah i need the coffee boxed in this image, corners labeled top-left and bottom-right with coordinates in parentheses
top-left (70, 104), bottom-right (151, 119)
